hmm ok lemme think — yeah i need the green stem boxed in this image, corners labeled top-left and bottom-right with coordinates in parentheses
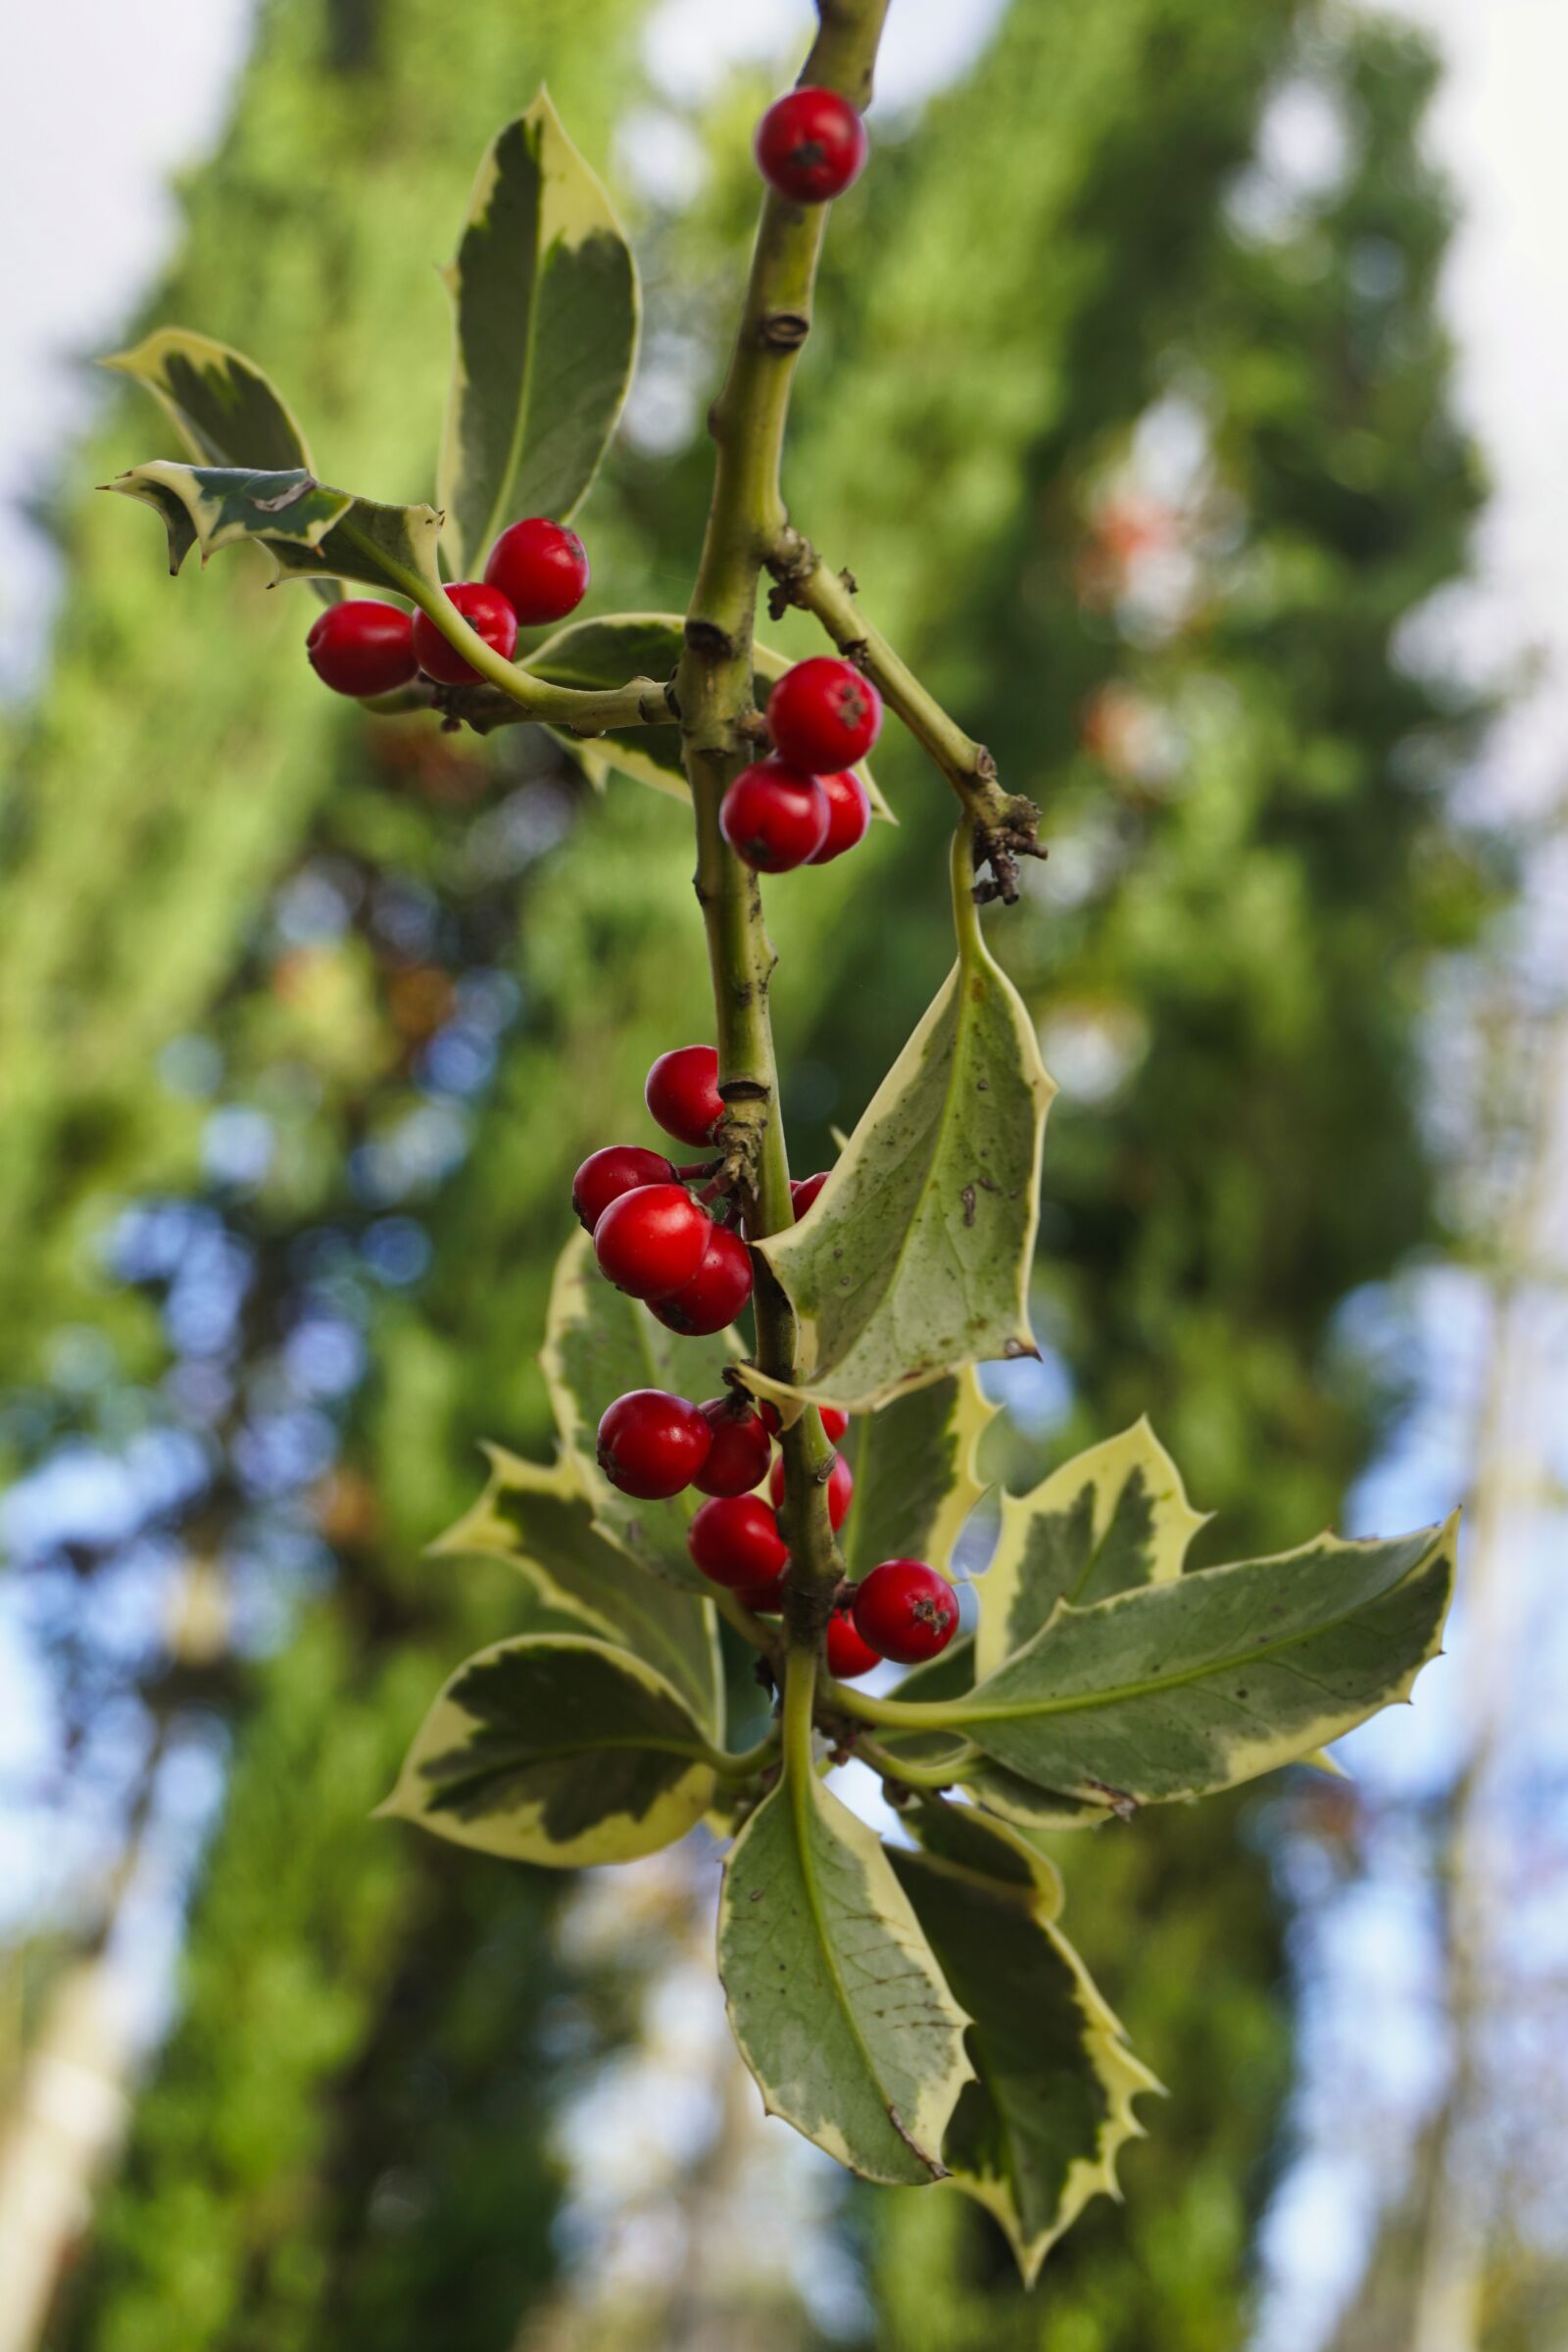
top-left (782, 1640), bottom-right (819, 1788)
top-left (816, 1675), bottom-right (956, 1732)
top-left (766, 526), bottom-right (1047, 904)
top-left (675, 0), bottom-right (893, 1673)
top-left (709, 1585), bottom-right (781, 1661)
top-left (857, 1735), bottom-right (982, 1789)
top-left (709, 1729), bottom-right (783, 1781)
top-left (351, 528), bottom-right (670, 734)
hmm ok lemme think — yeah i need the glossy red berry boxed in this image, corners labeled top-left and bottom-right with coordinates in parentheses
top-left (651, 1225), bottom-right (753, 1336)
top-left (825, 1606), bottom-right (880, 1680)
top-left (412, 582), bottom-right (519, 687)
top-left (852, 1559), bottom-right (959, 1665)
top-left (596, 1389), bottom-right (711, 1500)
top-left (768, 658), bottom-right (881, 770)
top-left (694, 1399), bottom-right (772, 1497)
top-left (755, 86), bottom-right (868, 205)
top-left (571, 1145), bottom-right (676, 1233)
top-left (759, 1396), bottom-right (848, 1444)
top-left (482, 517), bottom-right (590, 626)
top-left (768, 1449), bottom-right (853, 1529)
top-left (791, 1172), bottom-right (829, 1219)
top-left (306, 601), bottom-right (417, 698)
top-left (720, 760), bottom-right (829, 873)
top-left (688, 1494), bottom-right (789, 1590)
top-left (593, 1184), bottom-right (711, 1300)
top-left (808, 768), bottom-right (872, 864)
top-left (646, 1045), bottom-right (724, 1149)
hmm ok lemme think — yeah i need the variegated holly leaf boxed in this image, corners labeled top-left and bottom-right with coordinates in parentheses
top-left (974, 1419), bottom-right (1208, 1678)
top-left (718, 1763), bottom-right (973, 2184)
top-left (108, 461), bottom-right (442, 599)
top-left (891, 1804), bottom-right (1158, 2282)
top-left (105, 327), bottom-right (314, 471)
top-left (539, 1226), bottom-right (737, 1595)
top-left (531, 614), bottom-right (889, 815)
top-left (433, 1444), bottom-right (720, 1735)
top-left (841, 1369), bottom-right (996, 1585)
top-left (936, 1515), bottom-right (1458, 1810)
top-left (865, 1638), bottom-right (1111, 1831)
top-left (378, 1635), bottom-right (715, 1868)
top-left (746, 845), bottom-right (1054, 1413)
top-left (437, 93), bottom-right (638, 575)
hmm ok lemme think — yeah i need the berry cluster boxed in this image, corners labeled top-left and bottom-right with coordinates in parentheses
top-left (574, 1046), bottom-right (748, 1327)
top-left (720, 660), bottom-right (880, 873)
top-left (305, 515), bottom-right (589, 699)
top-left (592, 1376), bottom-right (954, 1679)
top-left (576, 1037), bottom-right (956, 1678)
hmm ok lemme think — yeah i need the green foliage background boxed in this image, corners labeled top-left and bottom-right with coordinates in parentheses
top-left (0, 0), bottom-right (1494, 2344)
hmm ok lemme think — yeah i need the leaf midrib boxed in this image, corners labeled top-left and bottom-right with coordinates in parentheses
top-left (433, 1734), bottom-right (711, 1808)
top-left (788, 1767), bottom-right (932, 2173)
top-left (803, 953), bottom-right (973, 1380)
top-left (462, 116), bottom-right (555, 569)
top-left (954, 1534), bottom-right (1445, 1731)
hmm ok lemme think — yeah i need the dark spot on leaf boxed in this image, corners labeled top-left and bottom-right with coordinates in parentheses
top-left (960, 1185), bottom-right (977, 1228)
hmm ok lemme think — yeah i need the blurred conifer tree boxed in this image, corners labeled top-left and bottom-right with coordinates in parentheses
top-left (14, 1), bottom-right (1494, 2346)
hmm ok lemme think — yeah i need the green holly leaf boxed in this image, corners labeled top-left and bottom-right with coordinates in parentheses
top-left (433, 1444), bottom-right (721, 1735)
top-left (746, 838), bottom-right (1055, 1413)
top-left (867, 1638), bottom-right (1111, 1832)
top-left (105, 329), bottom-right (344, 609)
top-left (939, 1515), bottom-right (1458, 1810)
top-left (437, 92), bottom-right (639, 575)
top-left (105, 327), bottom-right (314, 471)
top-left (530, 613), bottom-right (889, 816)
top-left (108, 461), bottom-right (442, 599)
top-left (891, 1804), bottom-right (1159, 2282)
top-left (539, 1226), bottom-right (736, 1596)
top-left (841, 1368), bottom-right (997, 1586)
top-left (717, 1762), bottom-right (973, 2184)
top-left (974, 1419), bottom-right (1208, 1678)
top-left (378, 1635), bottom-right (715, 1868)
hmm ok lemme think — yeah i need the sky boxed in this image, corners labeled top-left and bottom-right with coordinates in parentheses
top-left (4, 0), bottom-right (1566, 2342)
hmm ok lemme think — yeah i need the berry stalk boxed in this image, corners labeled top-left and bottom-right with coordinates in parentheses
top-left (674, 0), bottom-right (891, 1644)
top-left (766, 526), bottom-right (1049, 903)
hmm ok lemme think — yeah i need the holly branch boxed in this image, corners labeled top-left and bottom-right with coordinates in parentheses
top-left (106, 4), bottom-right (1460, 2274)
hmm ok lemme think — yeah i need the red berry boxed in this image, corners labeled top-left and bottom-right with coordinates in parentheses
top-left (736, 1572), bottom-right (788, 1615)
top-left (596, 1389), bottom-right (711, 1500)
top-left (688, 1494), bottom-right (789, 1590)
top-left (593, 1184), bottom-right (711, 1300)
top-left (571, 1145), bottom-right (676, 1233)
top-left (651, 1225), bottom-right (754, 1336)
top-left (825, 1606), bottom-right (879, 1680)
top-left (720, 760), bottom-right (829, 873)
top-left (694, 1399), bottom-right (772, 1496)
top-left (808, 768), bottom-right (871, 864)
top-left (305, 601), bottom-right (417, 698)
top-left (758, 1396), bottom-right (848, 1443)
top-left (852, 1559), bottom-right (959, 1665)
top-left (755, 86), bottom-right (868, 205)
top-left (412, 582), bottom-right (518, 687)
top-left (768, 1450), bottom-right (853, 1529)
top-left (791, 1172), bottom-right (829, 1219)
top-left (482, 517), bottom-right (590, 626)
top-left (646, 1045), bottom-right (724, 1149)
top-left (768, 658), bottom-right (881, 770)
